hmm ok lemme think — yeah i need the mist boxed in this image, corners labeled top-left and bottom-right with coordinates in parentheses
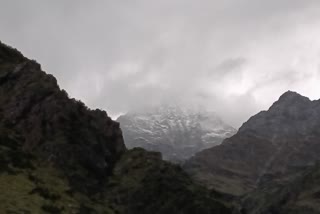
top-left (1, 0), bottom-right (320, 127)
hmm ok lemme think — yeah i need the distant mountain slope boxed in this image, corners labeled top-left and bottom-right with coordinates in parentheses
top-left (117, 105), bottom-right (236, 162)
top-left (0, 40), bottom-right (232, 214)
top-left (241, 163), bottom-right (320, 214)
top-left (185, 91), bottom-right (320, 196)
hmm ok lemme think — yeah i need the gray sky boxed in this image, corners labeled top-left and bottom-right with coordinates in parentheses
top-left (1, 0), bottom-right (320, 127)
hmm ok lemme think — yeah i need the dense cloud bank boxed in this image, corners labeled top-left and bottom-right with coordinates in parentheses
top-left (1, 0), bottom-right (320, 127)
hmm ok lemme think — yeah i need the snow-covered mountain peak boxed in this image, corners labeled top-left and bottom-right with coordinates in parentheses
top-left (117, 105), bottom-right (236, 162)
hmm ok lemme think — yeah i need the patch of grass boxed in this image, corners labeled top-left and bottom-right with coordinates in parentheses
top-left (41, 204), bottom-right (64, 214)
top-left (29, 187), bottom-right (61, 201)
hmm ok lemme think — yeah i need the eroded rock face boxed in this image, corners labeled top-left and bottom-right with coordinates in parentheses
top-left (0, 41), bottom-right (126, 193)
top-left (185, 91), bottom-right (320, 196)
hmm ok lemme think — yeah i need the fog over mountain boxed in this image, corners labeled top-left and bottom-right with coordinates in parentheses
top-left (1, 0), bottom-right (320, 127)
top-left (117, 105), bottom-right (236, 162)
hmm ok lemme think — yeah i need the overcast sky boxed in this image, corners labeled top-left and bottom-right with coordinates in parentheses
top-left (1, 0), bottom-right (320, 127)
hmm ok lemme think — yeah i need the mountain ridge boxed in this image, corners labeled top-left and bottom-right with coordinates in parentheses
top-left (117, 105), bottom-right (236, 162)
top-left (0, 40), bottom-right (126, 194)
top-left (0, 40), bottom-right (232, 214)
top-left (185, 90), bottom-right (320, 198)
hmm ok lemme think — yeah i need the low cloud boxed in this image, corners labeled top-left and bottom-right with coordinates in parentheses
top-left (1, 0), bottom-right (320, 127)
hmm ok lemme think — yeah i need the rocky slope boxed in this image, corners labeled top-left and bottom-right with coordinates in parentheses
top-left (0, 41), bottom-right (126, 195)
top-left (185, 91), bottom-right (320, 197)
top-left (0, 40), bottom-right (232, 214)
top-left (240, 163), bottom-right (320, 214)
top-left (117, 106), bottom-right (235, 162)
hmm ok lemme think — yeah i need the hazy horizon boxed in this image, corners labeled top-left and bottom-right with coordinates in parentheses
top-left (1, 0), bottom-right (320, 127)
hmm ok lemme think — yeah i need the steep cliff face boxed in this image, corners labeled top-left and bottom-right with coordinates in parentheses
top-left (0, 41), bottom-right (126, 194)
top-left (118, 106), bottom-right (235, 162)
top-left (185, 91), bottom-right (320, 196)
top-left (0, 41), bottom-right (232, 214)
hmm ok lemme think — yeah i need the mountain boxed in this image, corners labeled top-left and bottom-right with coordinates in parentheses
top-left (241, 163), bottom-right (320, 214)
top-left (0, 41), bottom-right (126, 194)
top-left (117, 106), bottom-right (236, 162)
top-left (185, 91), bottom-right (320, 197)
top-left (0, 40), bottom-right (232, 214)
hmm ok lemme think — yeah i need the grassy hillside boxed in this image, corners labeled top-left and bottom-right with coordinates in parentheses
top-left (0, 127), bottom-right (232, 214)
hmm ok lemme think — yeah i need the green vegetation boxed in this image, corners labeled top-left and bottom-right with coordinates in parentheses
top-left (0, 127), bottom-right (231, 213)
top-left (0, 127), bottom-right (115, 214)
top-left (105, 148), bottom-right (232, 214)
top-left (0, 128), bottom-right (77, 213)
